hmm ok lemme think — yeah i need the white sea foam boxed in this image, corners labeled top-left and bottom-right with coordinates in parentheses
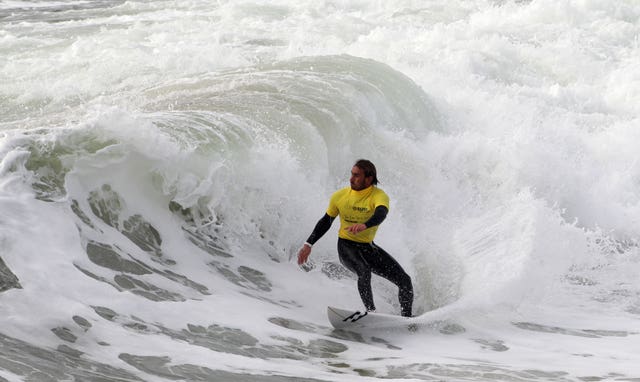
top-left (1, 1), bottom-right (639, 381)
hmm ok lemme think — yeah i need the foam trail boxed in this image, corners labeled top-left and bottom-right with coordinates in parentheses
top-left (1, 1), bottom-right (640, 381)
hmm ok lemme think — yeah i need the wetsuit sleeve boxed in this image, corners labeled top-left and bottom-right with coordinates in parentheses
top-left (363, 205), bottom-right (388, 228)
top-left (306, 213), bottom-right (335, 245)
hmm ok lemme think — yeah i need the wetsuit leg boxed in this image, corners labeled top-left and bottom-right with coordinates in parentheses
top-left (337, 239), bottom-right (375, 311)
top-left (366, 243), bottom-right (414, 317)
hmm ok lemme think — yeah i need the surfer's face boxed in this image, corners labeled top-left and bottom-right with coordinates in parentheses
top-left (350, 166), bottom-right (372, 191)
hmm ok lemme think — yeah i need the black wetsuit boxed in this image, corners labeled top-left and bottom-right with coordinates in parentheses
top-left (306, 206), bottom-right (414, 317)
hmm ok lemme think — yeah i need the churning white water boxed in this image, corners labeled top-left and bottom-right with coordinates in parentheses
top-left (1, 1), bottom-right (639, 381)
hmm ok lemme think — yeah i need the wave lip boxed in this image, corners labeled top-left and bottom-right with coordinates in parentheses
top-left (1, 0), bottom-right (640, 377)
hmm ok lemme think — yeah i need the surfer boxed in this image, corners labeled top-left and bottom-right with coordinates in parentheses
top-left (297, 159), bottom-right (414, 317)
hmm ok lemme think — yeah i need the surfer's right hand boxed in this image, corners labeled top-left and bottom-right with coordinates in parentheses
top-left (297, 244), bottom-right (311, 265)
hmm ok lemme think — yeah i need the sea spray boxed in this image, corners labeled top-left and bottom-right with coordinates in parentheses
top-left (1, 1), bottom-right (640, 381)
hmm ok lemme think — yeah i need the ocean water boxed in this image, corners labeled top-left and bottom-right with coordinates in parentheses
top-left (1, 0), bottom-right (640, 381)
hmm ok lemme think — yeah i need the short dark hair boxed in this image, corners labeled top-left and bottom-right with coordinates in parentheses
top-left (354, 159), bottom-right (378, 185)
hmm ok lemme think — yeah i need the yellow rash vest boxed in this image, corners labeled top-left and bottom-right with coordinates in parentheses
top-left (326, 185), bottom-right (390, 243)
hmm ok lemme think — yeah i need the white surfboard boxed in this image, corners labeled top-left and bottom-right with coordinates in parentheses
top-left (327, 306), bottom-right (415, 331)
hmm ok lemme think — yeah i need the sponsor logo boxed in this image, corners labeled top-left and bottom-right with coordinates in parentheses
top-left (343, 311), bottom-right (368, 322)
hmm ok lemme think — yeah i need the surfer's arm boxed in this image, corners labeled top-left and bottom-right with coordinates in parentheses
top-left (298, 213), bottom-right (335, 265)
top-left (364, 205), bottom-right (388, 228)
top-left (306, 213), bottom-right (335, 245)
top-left (345, 205), bottom-right (388, 234)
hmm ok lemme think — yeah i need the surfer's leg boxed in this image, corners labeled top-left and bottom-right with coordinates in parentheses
top-left (368, 243), bottom-right (414, 317)
top-left (337, 239), bottom-right (375, 311)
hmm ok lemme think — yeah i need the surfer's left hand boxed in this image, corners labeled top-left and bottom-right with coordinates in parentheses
top-left (346, 224), bottom-right (367, 234)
